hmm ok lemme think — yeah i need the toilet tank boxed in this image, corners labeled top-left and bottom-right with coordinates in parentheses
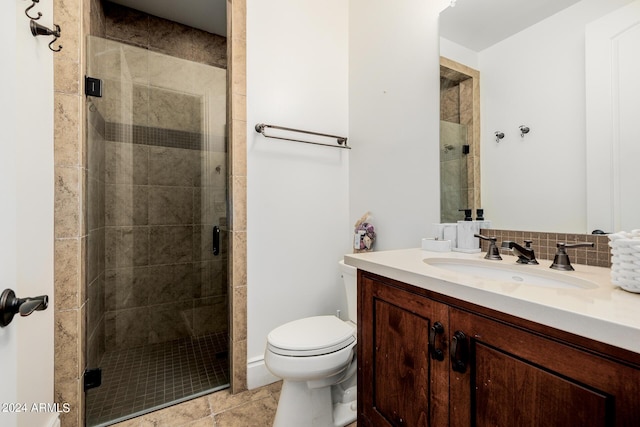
top-left (339, 260), bottom-right (357, 323)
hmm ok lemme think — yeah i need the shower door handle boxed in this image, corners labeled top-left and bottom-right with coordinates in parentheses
top-left (213, 226), bottom-right (220, 256)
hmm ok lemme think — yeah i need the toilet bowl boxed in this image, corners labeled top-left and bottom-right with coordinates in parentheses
top-left (265, 260), bottom-right (357, 427)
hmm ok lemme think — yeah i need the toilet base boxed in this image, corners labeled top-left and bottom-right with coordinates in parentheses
top-left (273, 379), bottom-right (357, 427)
top-left (332, 385), bottom-right (357, 427)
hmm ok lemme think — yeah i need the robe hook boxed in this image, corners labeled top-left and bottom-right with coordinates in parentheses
top-left (25, 0), bottom-right (42, 20)
top-left (30, 20), bottom-right (63, 52)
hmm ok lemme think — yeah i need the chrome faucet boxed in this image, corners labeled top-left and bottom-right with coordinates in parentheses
top-left (501, 240), bottom-right (538, 265)
top-left (550, 242), bottom-right (595, 271)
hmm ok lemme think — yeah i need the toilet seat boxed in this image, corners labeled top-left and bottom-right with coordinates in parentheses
top-left (267, 315), bottom-right (356, 357)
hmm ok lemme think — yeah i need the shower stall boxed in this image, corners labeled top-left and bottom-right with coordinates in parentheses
top-left (84, 35), bottom-right (229, 426)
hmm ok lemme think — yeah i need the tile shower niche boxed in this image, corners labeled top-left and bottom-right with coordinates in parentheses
top-left (85, 36), bottom-right (229, 426)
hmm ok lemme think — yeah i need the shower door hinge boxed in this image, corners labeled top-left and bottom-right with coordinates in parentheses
top-left (83, 367), bottom-right (102, 391)
top-left (84, 76), bottom-right (103, 98)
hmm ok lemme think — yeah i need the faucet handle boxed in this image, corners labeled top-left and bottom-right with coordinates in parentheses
top-left (550, 242), bottom-right (595, 271)
top-left (474, 234), bottom-right (502, 260)
top-left (524, 240), bottom-right (533, 248)
top-left (475, 234), bottom-right (494, 242)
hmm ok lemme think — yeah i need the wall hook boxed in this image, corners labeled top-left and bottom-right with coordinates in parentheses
top-left (30, 20), bottom-right (62, 52)
top-left (519, 125), bottom-right (530, 137)
top-left (494, 131), bottom-right (505, 143)
top-left (25, 0), bottom-right (42, 20)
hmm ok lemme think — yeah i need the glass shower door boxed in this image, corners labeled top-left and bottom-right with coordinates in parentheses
top-left (440, 120), bottom-right (470, 223)
top-left (85, 35), bottom-right (229, 426)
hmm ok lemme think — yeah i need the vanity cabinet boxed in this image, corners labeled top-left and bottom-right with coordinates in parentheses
top-left (357, 271), bottom-right (640, 427)
top-left (358, 272), bottom-right (449, 426)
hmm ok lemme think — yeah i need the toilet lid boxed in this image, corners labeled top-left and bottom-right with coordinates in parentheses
top-left (267, 315), bottom-right (356, 357)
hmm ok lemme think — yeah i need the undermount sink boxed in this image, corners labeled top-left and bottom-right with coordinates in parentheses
top-left (423, 258), bottom-right (598, 290)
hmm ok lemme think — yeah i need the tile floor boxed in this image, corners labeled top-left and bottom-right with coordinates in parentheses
top-left (87, 333), bottom-right (229, 426)
top-left (111, 381), bottom-right (358, 427)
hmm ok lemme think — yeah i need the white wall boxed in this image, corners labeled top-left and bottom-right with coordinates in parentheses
top-left (246, 0), bottom-right (350, 388)
top-left (440, 37), bottom-right (479, 70)
top-left (245, 0), bottom-right (451, 388)
top-left (455, 0), bottom-right (631, 233)
top-left (349, 0), bottom-right (449, 250)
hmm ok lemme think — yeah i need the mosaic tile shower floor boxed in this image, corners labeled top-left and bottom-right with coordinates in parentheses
top-left (86, 332), bottom-right (229, 426)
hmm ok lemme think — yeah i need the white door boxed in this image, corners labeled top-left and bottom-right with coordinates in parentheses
top-left (1, 1), bottom-right (56, 427)
top-left (0, 1), bottom-right (20, 424)
top-left (586, 0), bottom-right (640, 232)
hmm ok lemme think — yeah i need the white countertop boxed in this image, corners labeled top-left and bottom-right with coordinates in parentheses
top-left (344, 248), bottom-right (640, 354)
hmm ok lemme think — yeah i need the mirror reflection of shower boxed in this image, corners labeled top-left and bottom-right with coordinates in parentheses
top-left (439, 59), bottom-right (480, 223)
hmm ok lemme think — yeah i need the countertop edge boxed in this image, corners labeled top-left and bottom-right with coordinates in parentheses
top-left (345, 248), bottom-right (640, 355)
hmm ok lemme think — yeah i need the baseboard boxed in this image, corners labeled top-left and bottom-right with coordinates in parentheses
top-left (247, 356), bottom-right (279, 390)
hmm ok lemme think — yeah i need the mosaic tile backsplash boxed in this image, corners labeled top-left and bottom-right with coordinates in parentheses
top-left (480, 228), bottom-right (611, 268)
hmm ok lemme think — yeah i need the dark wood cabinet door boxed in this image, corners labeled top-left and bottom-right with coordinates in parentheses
top-left (358, 273), bottom-right (449, 426)
top-left (449, 307), bottom-right (640, 427)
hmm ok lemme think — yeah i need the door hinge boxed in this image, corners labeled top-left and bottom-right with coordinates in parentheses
top-left (84, 76), bottom-right (103, 97)
top-left (83, 367), bottom-right (102, 391)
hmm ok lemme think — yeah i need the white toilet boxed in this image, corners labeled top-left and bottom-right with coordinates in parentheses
top-left (265, 260), bottom-right (358, 427)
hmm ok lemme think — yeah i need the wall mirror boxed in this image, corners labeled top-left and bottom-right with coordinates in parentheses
top-left (439, 0), bottom-right (639, 233)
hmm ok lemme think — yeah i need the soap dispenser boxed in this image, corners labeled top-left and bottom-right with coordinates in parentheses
top-left (459, 209), bottom-right (472, 221)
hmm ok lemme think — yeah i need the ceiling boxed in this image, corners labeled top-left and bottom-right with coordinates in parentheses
top-left (440, 0), bottom-right (582, 51)
top-left (109, 0), bottom-right (580, 51)
top-left (109, 0), bottom-right (227, 36)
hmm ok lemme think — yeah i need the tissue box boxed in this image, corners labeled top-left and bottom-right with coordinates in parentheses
top-left (422, 238), bottom-right (451, 252)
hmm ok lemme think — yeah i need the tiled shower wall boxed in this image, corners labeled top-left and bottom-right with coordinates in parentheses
top-left (53, 0), bottom-right (247, 424)
top-left (86, 105), bottom-right (107, 370)
top-left (102, 121), bottom-right (228, 352)
top-left (86, 4), bottom-right (229, 365)
top-left (85, 32), bottom-right (229, 365)
top-left (101, 1), bottom-right (226, 68)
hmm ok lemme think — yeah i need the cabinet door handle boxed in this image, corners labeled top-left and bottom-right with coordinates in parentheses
top-left (450, 330), bottom-right (468, 373)
top-left (428, 321), bottom-right (445, 361)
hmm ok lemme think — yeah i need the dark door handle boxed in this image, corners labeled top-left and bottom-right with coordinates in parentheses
top-left (450, 330), bottom-right (468, 373)
top-left (1, 289), bottom-right (49, 327)
top-left (428, 321), bottom-right (445, 361)
top-left (212, 226), bottom-right (220, 256)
